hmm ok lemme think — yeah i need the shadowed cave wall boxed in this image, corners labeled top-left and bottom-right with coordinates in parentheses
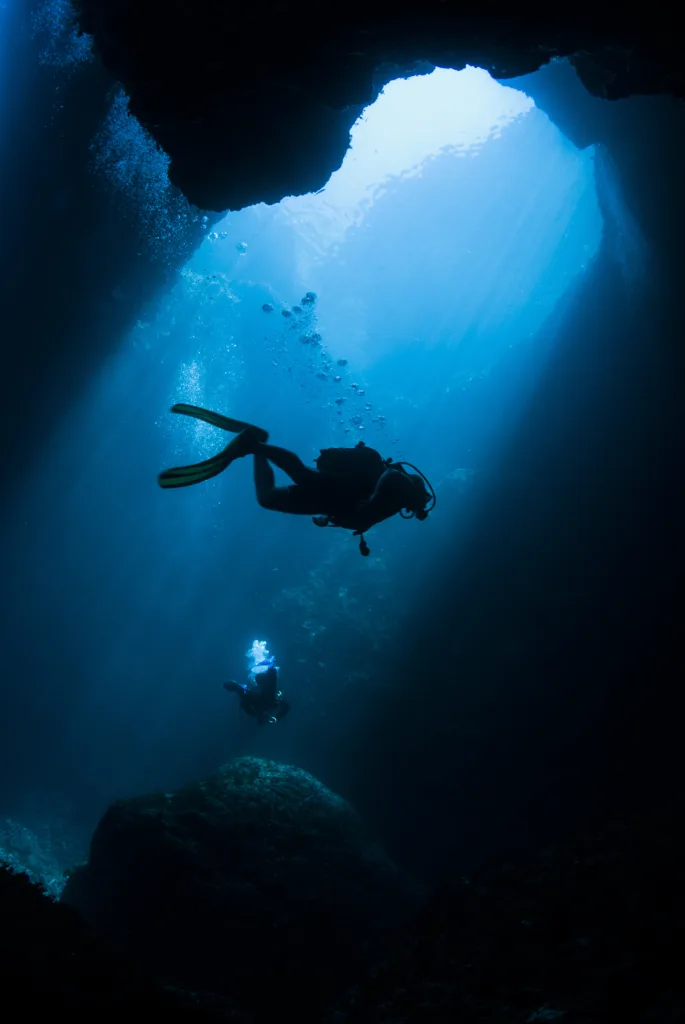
top-left (2, 3), bottom-right (684, 879)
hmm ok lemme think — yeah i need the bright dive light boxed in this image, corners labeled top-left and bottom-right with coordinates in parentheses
top-left (247, 639), bottom-right (276, 681)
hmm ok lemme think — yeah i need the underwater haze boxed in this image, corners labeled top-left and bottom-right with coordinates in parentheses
top-left (1, 28), bottom-right (608, 883)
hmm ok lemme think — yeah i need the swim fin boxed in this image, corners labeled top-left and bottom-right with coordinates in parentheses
top-left (170, 404), bottom-right (268, 438)
top-left (158, 407), bottom-right (269, 489)
top-left (158, 436), bottom-right (243, 488)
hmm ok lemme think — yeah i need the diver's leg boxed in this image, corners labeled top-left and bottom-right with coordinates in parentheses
top-left (258, 443), bottom-right (319, 486)
top-left (253, 451), bottom-right (325, 514)
top-left (253, 451), bottom-right (277, 505)
top-left (159, 427), bottom-right (266, 489)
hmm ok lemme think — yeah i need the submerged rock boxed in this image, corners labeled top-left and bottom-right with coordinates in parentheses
top-left (62, 758), bottom-right (416, 1015)
top-left (77, 5), bottom-right (683, 212)
top-left (330, 809), bottom-right (685, 1023)
top-left (1, 864), bottom-right (213, 1021)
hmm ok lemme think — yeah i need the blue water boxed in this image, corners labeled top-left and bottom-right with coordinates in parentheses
top-left (1, 65), bottom-right (603, 887)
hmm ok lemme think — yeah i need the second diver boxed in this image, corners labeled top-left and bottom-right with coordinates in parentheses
top-left (224, 667), bottom-right (290, 726)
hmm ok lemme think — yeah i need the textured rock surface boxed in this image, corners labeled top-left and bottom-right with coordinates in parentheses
top-left (0, 863), bottom-right (216, 1020)
top-left (331, 808), bottom-right (685, 1022)
top-left (0, 816), bottom-right (88, 898)
top-left (62, 758), bottom-right (416, 1016)
top-left (0, 4), bottom-right (212, 512)
top-left (73, 3), bottom-right (684, 211)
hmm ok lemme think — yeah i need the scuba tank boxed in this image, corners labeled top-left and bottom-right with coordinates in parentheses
top-left (313, 442), bottom-right (436, 557)
top-left (315, 441), bottom-right (388, 497)
top-left (315, 440), bottom-right (387, 476)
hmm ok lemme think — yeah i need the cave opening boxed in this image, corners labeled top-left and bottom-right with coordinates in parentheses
top-left (130, 62), bottom-right (607, 543)
top-left (2, 8), bottom-right (683, 950)
top-left (136, 64), bottom-right (606, 469)
top-left (0, 58), bottom-right (613, 820)
top-left (3, 7), bottom-right (685, 1017)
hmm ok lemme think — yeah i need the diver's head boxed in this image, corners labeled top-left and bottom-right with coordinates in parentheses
top-left (405, 473), bottom-right (431, 518)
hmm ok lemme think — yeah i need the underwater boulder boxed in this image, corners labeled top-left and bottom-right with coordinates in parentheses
top-left (62, 757), bottom-right (417, 1015)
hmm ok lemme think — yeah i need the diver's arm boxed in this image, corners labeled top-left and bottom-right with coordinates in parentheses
top-left (224, 680), bottom-right (244, 695)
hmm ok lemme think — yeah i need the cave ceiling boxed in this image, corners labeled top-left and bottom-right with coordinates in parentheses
top-left (74, 4), bottom-right (683, 212)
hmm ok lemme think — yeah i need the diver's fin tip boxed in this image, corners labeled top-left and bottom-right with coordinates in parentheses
top-left (166, 404), bottom-right (268, 436)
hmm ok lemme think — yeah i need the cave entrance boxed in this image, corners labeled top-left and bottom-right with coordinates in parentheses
top-left (18, 63), bottom-right (604, 526)
top-left (174, 65), bottom-right (602, 468)
top-left (0, 57), bottom-right (610, 830)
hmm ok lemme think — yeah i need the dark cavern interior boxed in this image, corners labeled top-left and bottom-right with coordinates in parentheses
top-left (1, 3), bottom-right (684, 1021)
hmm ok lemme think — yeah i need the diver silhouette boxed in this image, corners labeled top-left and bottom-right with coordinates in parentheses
top-left (224, 665), bottom-right (290, 725)
top-left (158, 404), bottom-right (435, 555)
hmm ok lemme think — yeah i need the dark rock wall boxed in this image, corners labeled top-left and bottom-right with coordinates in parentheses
top-left (337, 86), bottom-right (685, 877)
top-left (0, 863), bottom-right (215, 1020)
top-left (332, 808), bottom-right (685, 1023)
top-left (0, 2), bottom-right (212, 504)
top-left (520, 58), bottom-right (685, 291)
top-left (4, 2), bottom-right (683, 887)
top-left (74, 3), bottom-right (684, 211)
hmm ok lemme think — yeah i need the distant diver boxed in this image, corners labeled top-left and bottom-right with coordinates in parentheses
top-left (225, 641), bottom-right (290, 725)
top-left (158, 404), bottom-right (435, 555)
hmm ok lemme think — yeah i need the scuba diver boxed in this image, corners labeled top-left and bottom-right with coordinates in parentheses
top-left (158, 404), bottom-right (435, 555)
top-left (224, 644), bottom-right (290, 725)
